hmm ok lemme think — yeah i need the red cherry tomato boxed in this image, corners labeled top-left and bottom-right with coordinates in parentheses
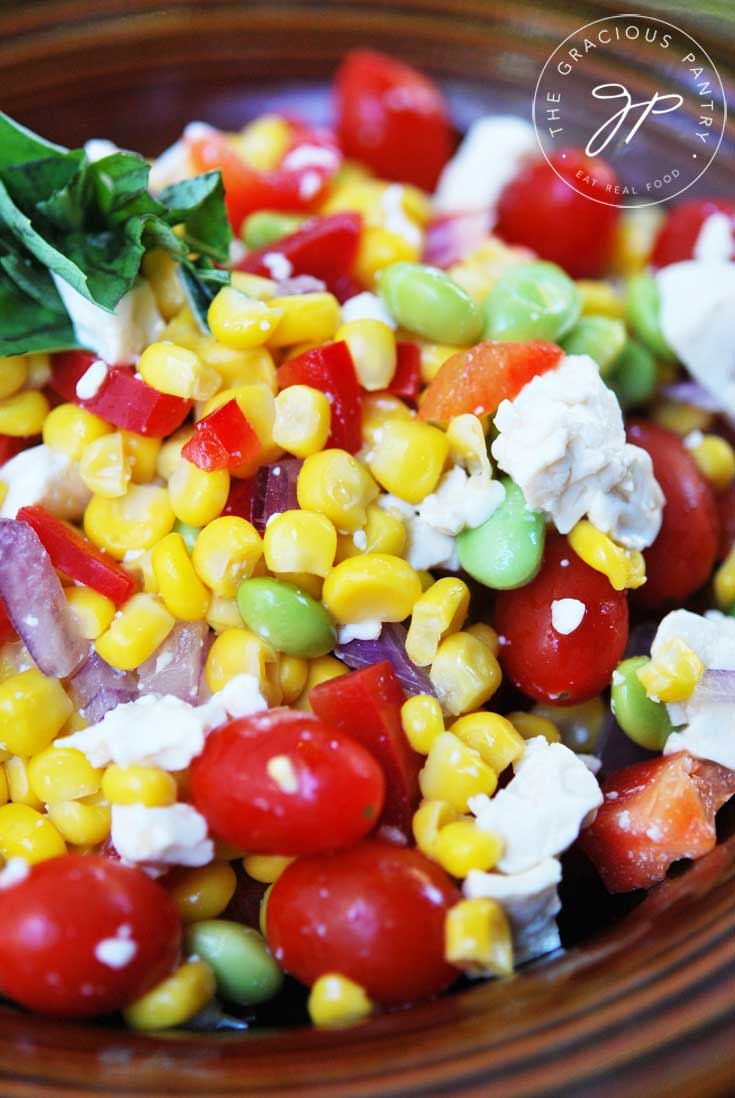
top-left (335, 50), bottom-right (452, 191)
top-left (651, 198), bottom-right (735, 268)
top-left (0, 855), bottom-right (180, 1018)
top-left (495, 149), bottom-right (620, 278)
top-left (627, 421), bottom-right (719, 606)
top-left (266, 841), bottom-right (460, 1005)
top-left (190, 710), bottom-right (385, 855)
top-left (716, 481), bottom-right (735, 560)
top-left (494, 532), bottom-right (629, 705)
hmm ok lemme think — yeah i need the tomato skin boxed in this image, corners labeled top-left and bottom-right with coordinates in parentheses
top-left (335, 50), bottom-right (452, 191)
top-left (651, 198), bottom-right (735, 268)
top-left (627, 421), bottom-right (719, 606)
top-left (190, 710), bottom-right (385, 855)
top-left (496, 149), bottom-right (620, 278)
top-left (494, 532), bottom-right (629, 705)
top-left (0, 855), bottom-right (180, 1018)
top-left (266, 841), bottom-right (460, 1005)
top-left (716, 481), bottom-right (735, 560)
top-left (579, 753), bottom-right (735, 893)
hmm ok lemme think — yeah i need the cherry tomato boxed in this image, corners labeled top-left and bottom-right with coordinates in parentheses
top-left (627, 421), bottom-right (719, 606)
top-left (716, 481), bottom-right (735, 560)
top-left (651, 198), bottom-right (735, 268)
top-left (579, 753), bottom-right (735, 893)
top-left (266, 841), bottom-right (460, 1005)
top-left (494, 531), bottom-right (629, 705)
top-left (335, 50), bottom-right (452, 191)
top-left (0, 855), bottom-right (181, 1018)
top-left (496, 149), bottom-right (620, 278)
top-left (190, 710), bottom-right (385, 855)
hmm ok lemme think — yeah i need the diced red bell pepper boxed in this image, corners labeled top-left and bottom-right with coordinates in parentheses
top-left (17, 505), bottom-right (136, 606)
top-left (310, 661), bottom-right (422, 841)
top-left (237, 213), bottom-right (362, 294)
top-left (182, 399), bottom-right (262, 472)
top-left (277, 341), bottom-right (362, 454)
top-left (386, 342), bottom-right (421, 404)
top-left (0, 596), bottom-right (15, 645)
top-left (579, 752), bottom-right (735, 894)
top-left (222, 476), bottom-right (259, 524)
top-left (50, 352), bottom-right (192, 438)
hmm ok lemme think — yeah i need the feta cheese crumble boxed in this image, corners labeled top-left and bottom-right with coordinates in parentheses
top-left (551, 598), bottom-right (586, 636)
top-left (0, 858), bottom-right (29, 889)
top-left (378, 493), bottom-right (460, 572)
top-left (52, 275), bottom-right (164, 365)
top-left (112, 803), bottom-right (213, 867)
top-left (75, 359), bottom-right (109, 400)
top-left (337, 620), bottom-right (382, 645)
top-left (94, 926), bottom-right (137, 970)
top-left (464, 858), bottom-right (562, 964)
top-left (0, 444), bottom-right (91, 521)
top-left (693, 213), bottom-right (734, 263)
top-left (433, 116), bottom-right (537, 219)
top-left (416, 467), bottom-right (505, 536)
top-left (341, 292), bottom-right (397, 329)
top-left (261, 253), bottom-right (293, 281)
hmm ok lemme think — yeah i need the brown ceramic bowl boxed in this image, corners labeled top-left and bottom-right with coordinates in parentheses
top-left (0, 2), bottom-right (733, 1095)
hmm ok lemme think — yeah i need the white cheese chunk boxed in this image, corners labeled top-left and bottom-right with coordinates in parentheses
top-left (0, 857), bottom-right (29, 890)
top-left (551, 598), bottom-right (586, 635)
top-left (416, 467), bottom-right (505, 536)
top-left (380, 184), bottom-right (422, 249)
top-left (84, 139), bottom-right (120, 163)
top-left (75, 359), bottom-right (109, 399)
top-left (464, 858), bottom-right (562, 964)
top-left (0, 444), bottom-right (91, 521)
top-left (261, 253), bottom-right (293, 281)
top-left (693, 212), bottom-right (734, 263)
top-left (341, 292), bottom-right (397, 329)
top-left (52, 275), bottom-right (164, 365)
top-left (469, 736), bottom-right (603, 873)
top-left (112, 803), bottom-right (213, 867)
top-left (433, 116), bottom-right (538, 217)
top-left (337, 620), bottom-right (382, 645)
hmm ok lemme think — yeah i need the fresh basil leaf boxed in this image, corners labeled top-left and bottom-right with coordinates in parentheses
top-left (0, 269), bottom-right (80, 356)
top-left (89, 153), bottom-right (162, 224)
top-left (159, 171), bottom-right (231, 262)
top-left (0, 113), bottom-right (68, 168)
top-left (0, 250), bottom-right (63, 309)
top-left (179, 261), bottom-right (230, 332)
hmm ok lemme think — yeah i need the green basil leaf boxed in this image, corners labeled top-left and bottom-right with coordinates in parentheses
top-left (179, 261), bottom-right (230, 332)
top-left (0, 269), bottom-right (80, 356)
top-left (0, 113), bottom-right (68, 168)
top-left (159, 171), bottom-right (231, 262)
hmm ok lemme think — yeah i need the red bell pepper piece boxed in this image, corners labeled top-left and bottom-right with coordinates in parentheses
top-left (0, 596), bottom-right (15, 645)
top-left (277, 341), bottom-right (362, 454)
top-left (182, 399), bottom-right (262, 472)
top-left (17, 505), bottom-right (135, 606)
top-left (237, 213), bottom-right (362, 293)
top-left (50, 353), bottom-right (192, 438)
top-left (222, 476), bottom-right (259, 524)
top-left (0, 435), bottom-right (30, 467)
top-left (310, 661), bottom-right (422, 841)
top-left (386, 342), bottom-right (421, 404)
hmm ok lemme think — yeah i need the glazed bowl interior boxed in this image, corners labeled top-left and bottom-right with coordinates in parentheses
top-left (0, 2), bottom-right (733, 1096)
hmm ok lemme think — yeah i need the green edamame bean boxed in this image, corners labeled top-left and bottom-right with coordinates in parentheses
top-left (483, 261), bottom-right (581, 342)
top-left (625, 272), bottom-right (676, 362)
top-left (378, 262), bottom-right (483, 346)
top-left (236, 576), bottom-right (336, 658)
top-left (456, 478), bottom-right (545, 590)
top-left (174, 521), bottom-right (200, 554)
top-left (611, 656), bottom-right (672, 750)
top-left (561, 315), bottom-right (627, 375)
top-left (241, 210), bottom-right (304, 250)
top-left (606, 338), bottom-right (657, 408)
top-left (184, 920), bottom-right (283, 1006)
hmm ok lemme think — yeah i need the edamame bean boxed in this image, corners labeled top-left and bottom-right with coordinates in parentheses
top-left (378, 262), bottom-right (483, 346)
top-left (184, 920), bottom-right (284, 1006)
top-left (241, 211), bottom-right (304, 250)
top-left (605, 339), bottom-right (657, 408)
top-left (236, 576), bottom-right (336, 658)
top-left (611, 656), bottom-right (672, 750)
top-left (561, 315), bottom-right (627, 375)
top-left (456, 478), bottom-right (545, 589)
top-left (483, 261), bottom-right (581, 342)
top-left (625, 273), bottom-right (676, 362)
top-left (174, 521), bottom-right (200, 554)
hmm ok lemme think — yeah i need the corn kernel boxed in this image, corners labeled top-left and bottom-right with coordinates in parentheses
top-left (429, 632), bottom-right (502, 716)
top-left (84, 484), bottom-right (175, 559)
top-left (168, 461), bottom-right (230, 527)
top-left (412, 799), bottom-right (458, 856)
top-left (714, 547), bottom-right (735, 611)
top-left (297, 449), bottom-right (378, 533)
top-left (64, 586), bottom-right (116, 640)
top-left (568, 520), bottom-right (646, 591)
top-left (336, 502), bottom-right (407, 563)
top-left (636, 640), bottom-right (704, 703)
top-left (531, 697), bottom-right (605, 752)
top-left (293, 655), bottom-right (347, 710)
top-left (507, 711), bottom-right (561, 744)
top-left (419, 343), bottom-right (462, 384)
top-left (367, 419), bottom-right (448, 504)
top-left (46, 797), bottom-right (111, 846)
top-left (406, 578), bottom-right (470, 667)
top-left (0, 803), bottom-right (66, 863)
top-left (0, 767), bottom-right (7, 806)
top-left (264, 509), bottom-right (337, 578)
top-left (139, 341), bottom-right (221, 401)
top-left (652, 400), bottom-right (712, 436)
top-left (445, 897), bottom-right (513, 977)
top-left (419, 732), bottom-right (497, 812)
top-left (122, 546), bottom-right (158, 594)
top-left (142, 249), bottom-right (187, 319)
top-left (259, 884), bottom-right (272, 936)
top-left (449, 236), bottom-right (529, 303)
top-left (267, 293), bottom-right (341, 348)
top-left (361, 392), bottom-right (412, 447)
top-left (277, 655), bottom-right (309, 704)
top-left (102, 764), bottom-right (177, 807)
top-left (0, 389), bottom-right (49, 436)
top-left (610, 206), bottom-right (663, 276)
top-left (577, 279), bottom-right (625, 318)
top-left (272, 385), bottom-right (331, 458)
top-left (334, 319), bottom-right (397, 391)
top-left (243, 853), bottom-right (294, 884)
top-left (192, 516), bottom-right (263, 597)
top-left (686, 433), bottom-right (735, 492)
top-left (0, 356), bottom-right (29, 399)
top-left (323, 553), bottom-right (422, 625)
top-left (156, 428), bottom-right (194, 481)
top-left (79, 432), bottom-right (131, 498)
top-left (28, 746), bottom-right (100, 803)
top-left (237, 113), bottom-right (292, 171)
top-left (0, 668), bottom-right (72, 755)
top-left (167, 861), bottom-right (237, 923)
top-left (151, 532), bottom-right (211, 621)
top-left (205, 627), bottom-right (281, 705)
top-left (201, 384), bottom-right (281, 474)
top-left (5, 756), bottom-right (43, 809)
top-left (124, 960), bottom-right (216, 1030)
top-left (450, 712), bottom-right (526, 773)
top-left (446, 414), bottom-right (492, 478)
top-left (308, 973), bottom-right (373, 1028)
top-left (465, 623), bottom-right (500, 657)
top-left (208, 286), bottom-right (283, 349)
top-left (433, 819), bottom-right (504, 877)
top-left (95, 593), bottom-right (175, 671)
top-left (206, 595), bottom-right (243, 633)
top-left (230, 272), bottom-right (277, 300)
top-left (198, 341), bottom-right (277, 392)
top-left (121, 431), bottom-right (162, 484)
top-left (355, 226), bottom-right (418, 287)
top-left (401, 694), bottom-right (444, 754)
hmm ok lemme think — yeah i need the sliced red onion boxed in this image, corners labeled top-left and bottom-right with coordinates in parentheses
top-left (595, 711), bottom-right (657, 773)
top-left (335, 622), bottom-right (435, 697)
top-left (252, 458), bottom-right (303, 533)
top-left (81, 686), bottom-right (138, 725)
top-left (422, 208), bottom-right (491, 268)
top-left (661, 381), bottom-right (721, 412)
top-left (696, 669), bottom-right (735, 705)
top-left (69, 650), bottom-right (137, 722)
top-left (0, 519), bottom-right (86, 678)
top-left (625, 621), bottom-right (658, 659)
top-left (137, 620), bottom-right (209, 704)
top-left (274, 275), bottom-right (327, 297)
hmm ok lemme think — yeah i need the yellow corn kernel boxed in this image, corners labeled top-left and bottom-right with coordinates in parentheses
top-left (84, 484), bottom-right (175, 559)
top-left (0, 641), bottom-right (34, 685)
top-left (272, 385), bottom-right (331, 458)
top-left (121, 431), bottom-right (162, 484)
top-left (267, 293), bottom-right (341, 348)
top-left (0, 389), bottom-right (49, 436)
top-left (201, 383), bottom-right (281, 474)
top-left (412, 799), bottom-right (458, 856)
top-left (465, 623), bottom-right (500, 657)
top-left (156, 428), bottom-right (194, 481)
top-left (0, 803), bottom-right (66, 863)
top-left (167, 861), bottom-right (237, 923)
top-left (714, 547), bottom-right (735, 611)
top-left (95, 593), bottom-right (175, 671)
top-left (79, 432), bottom-right (131, 498)
top-left (230, 272), bottom-right (277, 300)
top-left (25, 353), bottom-right (51, 389)
top-left (687, 433), bottom-right (735, 492)
top-left (531, 697), bottom-right (605, 752)
top-left (142, 249), bottom-right (187, 319)
top-left (168, 461), bottom-right (230, 527)
top-left (355, 226), bottom-right (418, 287)
top-left (237, 113), bottom-right (292, 171)
top-left (102, 763), bottom-right (177, 807)
top-left (122, 546), bottom-right (158, 594)
top-left (205, 627), bottom-right (281, 705)
top-left (420, 732), bottom-right (497, 812)
top-left (610, 206), bottom-right (664, 276)
top-left (139, 341), bottom-right (221, 401)
top-left (577, 279), bottom-right (625, 319)
top-left (323, 553), bottom-right (422, 624)
top-left (652, 400), bottom-right (712, 436)
top-left (192, 516), bottom-right (263, 598)
top-left (445, 897), bottom-right (513, 977)
top-left (433, 819), bottom-right (504, 877)
top-left (507, 711), bottom-right (562, 744)
top-left (198, 341), bottom-right (277, 393)
top-left (160, 305), bottom-right (202, 351)
top-left (5, 756), bottom-right (43, 809)
top-left (446, 414), bottom-right (492, 478)
top-left (308, 973), bottom-right (373, 1028)
top-left (637, 640), bottom-right (704, 704)
top-left (277, 655), bottom-right (309, 704)
top-left (367, 420), bottom-right (448, 504)
top-left (334, 319), bottom-right (397, 391)
top-left (0, 356), bottom-right (29, 399)
top-left (64, 586), bottom-right (116, 640)
top-left (336, 502), bottom-right (407, 563)
top-left (151, 532), bottom-right (211, 621)
top-left (0, 668), bottom-right (73, 756)
top-left (293, 655), bottom-right (347, 711)
top-left (264, 509), bottom-right (337, 578)
top-left (46, 797), bottom-right (111, 846)
top-left (297, 449), bottom-right (378, 534)
top-left (208, 286), bottom-right (283, 350)
top-left (406, 578), bottom-right (470, 667)
top-left (361, 392), bottom-right (412, 447)
top-left (124, 960), bottom-right (216, 1031)
top-left (205, 595), bottom-right (242, 633)
top-left (418, 343), bottom-right (462, 384)
top-left (0, 767), bottom-right (7, 806)
top-left (568, 520), bottom-right (646, 591)
top-left (448, 237), bottom-right (529, 303)
top-left (401, 694), bottom-right (444, 755)
top-left (450, 712), bottom-right (526, 773)
top-left (28, 746), bottom-right (100, 803)
top-left (243, 853), bottom-right (294, 884)
top-left (274, 570), bottom-right (322, 600)
top-left (429, 632), bottom-right (502, 716)
top-left (0, 480), bottom-right (6, 509)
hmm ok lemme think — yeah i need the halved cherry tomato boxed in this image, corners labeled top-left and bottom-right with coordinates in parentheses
top-left (716, 481), bottom-right (735, 560)
top-left (418, 340), bottom-right (563, 425)
top-left (579, 753), bottom-right (735, 893)
top-left (335, 50), bottom-right (453, 191)
top-left (0, 855), bottom-right (181, 1018)
top-left (627, 421), bottom-right (719, 606)
top-left (651, 198), bottom-right (735, 268)
top-left (494, 531), bottom-right (629, 705)
top-left (266, 841), bottom-right (460, 1005)
top-left (0, 434), bottom-right (29, 467)
top-left (496, 149), bottom-right (620, 278)
top-left (277, 341), bottom-right (362, 454)
top-left (190, 710), bottom-right (385, 855)
top-left (237, 212), bottom-right (362, 294)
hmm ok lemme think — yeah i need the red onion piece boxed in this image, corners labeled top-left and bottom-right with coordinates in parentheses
top-left (0, 519), bottom-right (86, 678)
top-left (137, 620), bottom-right (209, 703)
top-left (81, 686), bottom-right (138, 725)
top-left (274, 275), bottom-right (327, 297)
top-left (335, 622), bottom-right (435, 697)
top-left (252, 458), bottom-right (303, 533)
top-left (422, 209), bottom-right (492, 268)
top-left (696, 669), bottom-right (735, 705)
top-left (661, 381), bottom-right (721, 412)
top-left (69, 650), bottom-right (137, 722)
